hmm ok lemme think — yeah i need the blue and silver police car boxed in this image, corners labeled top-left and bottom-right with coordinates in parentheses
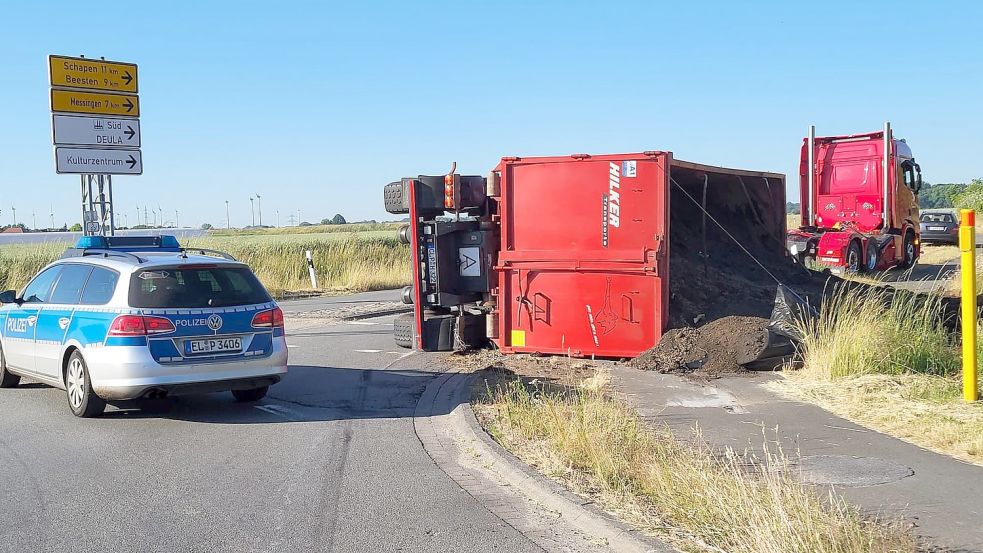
top-left (0, 235), bottom-right (288, 417)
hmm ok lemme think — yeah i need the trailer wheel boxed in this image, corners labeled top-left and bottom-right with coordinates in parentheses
top-left (846, 241), bottom-right (863, 273)
top-left (900, 231), bottom-right (917, 269)
top-left (394, 313), bottom-right (415, 348)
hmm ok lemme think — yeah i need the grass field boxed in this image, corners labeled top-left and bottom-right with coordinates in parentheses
top-left (0, 230), bottom-right (411, 298)
top-left (769, 281), bottom-right (983, 464)
top-left (208, 222), bottom-right (402, 236)
top-left (479, 372), bottom-right (914, 553)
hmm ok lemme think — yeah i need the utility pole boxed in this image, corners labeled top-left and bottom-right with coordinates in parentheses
top-left (11, 206), bottom-right (16, 226)
top-left (175, 210), bottom-right (179, 229)
top-left (121, 213), bottom-right (127, 228)
top-left (276, 209), bottom-right (279, 228)
top-left (50, 205), bottom-right (55, 230)
top-left (144, 205), bottom-right (148, 227)
top-left (225, 200), bottom-right (230, 229)
top-left (249, 197), bottom-right (255, 227)
top-left (256, 194), bottom-right (262, 226)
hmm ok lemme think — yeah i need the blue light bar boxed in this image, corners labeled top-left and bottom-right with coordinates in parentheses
top-left (159, 235), bottom-right (180, 248)
top-left (74, 235), bottom-right (182, 252)
top-left (76, 236), bottom-right (108, 249)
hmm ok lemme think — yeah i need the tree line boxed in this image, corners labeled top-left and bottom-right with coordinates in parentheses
top-left (785, 178), bottom-right (983, 213)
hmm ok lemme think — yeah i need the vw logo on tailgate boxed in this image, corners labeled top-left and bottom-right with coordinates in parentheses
top-left (206, 314), bottom-right (224, 332)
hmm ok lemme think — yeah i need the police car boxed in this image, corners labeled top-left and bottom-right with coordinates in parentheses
top-left (0, 235), bottom-right (288, 417)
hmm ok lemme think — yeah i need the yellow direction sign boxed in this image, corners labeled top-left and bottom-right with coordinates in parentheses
top-left (51, 89), bottom-right (140, 117)
top-left (49, 55), bottom-right (138, 93)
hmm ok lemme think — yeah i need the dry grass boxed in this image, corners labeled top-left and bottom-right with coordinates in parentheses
top-left (768, 373), bottom-right (983, 465)
top-left (774, 279), bottom-right (983, 464)
top-left (795, 283), bottom-right (959, 379)
top-left (918, 244), bottom-right (959, 266)
top-left (0, 233), bottom-right (410, 298)
top-left (188, 234), bottom-right (410, 296)
top-left (0, 243), bottom-right (65, 294)
top-left (208, 222), bottom-right (401, 236)
top-left (480, 375), bottom-right (915, 553)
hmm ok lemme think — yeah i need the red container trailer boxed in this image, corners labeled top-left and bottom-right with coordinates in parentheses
top-left (385, 151), bottom-right (786, 358)
top-left (786, 123), bottom-right (923, 272)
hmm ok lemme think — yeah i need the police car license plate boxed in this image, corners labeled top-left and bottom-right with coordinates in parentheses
top-left (929, 226), bottom-right (945, 231)
top-left (185, 337), bottom-right (242, 355)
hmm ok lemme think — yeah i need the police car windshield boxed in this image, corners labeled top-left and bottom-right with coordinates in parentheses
top-left (128, 266), bottom-right (271, 308)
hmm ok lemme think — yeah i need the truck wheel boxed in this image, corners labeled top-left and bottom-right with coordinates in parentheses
top-left (865, 243), bottom-right (879, 272)
top-left (384, 181), bottom-right (410, 214)
top-left (394, 313), bottom-right (415, 349)
top-left (900, 232), bottom-right (917, 269)
top-left (846, 242), bottom-right (863, 273)
top-left (0, 345), bottom-right (20, 388)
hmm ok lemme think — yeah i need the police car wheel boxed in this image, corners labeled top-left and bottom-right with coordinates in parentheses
top-left (0, 345), bottom-right (21, 388)
top-left (232, 386), bottom-right (269, 402)
top-left (65, 351), bottom-right (105, 418)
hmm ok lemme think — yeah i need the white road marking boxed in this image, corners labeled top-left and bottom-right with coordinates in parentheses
top-left (255, 404), bottom-right (304, 420)
top-left (347, 321), bottom-right (386, 326)
top-left (286, 344), bottom-right (300, 348)
top-left (354, 349), bottom-right (383, 353)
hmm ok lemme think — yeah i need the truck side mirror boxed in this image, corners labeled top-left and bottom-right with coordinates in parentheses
top-left (0, 290), bottom-right (19, 304)
top-left (914, 163), bottom-right (923, 193)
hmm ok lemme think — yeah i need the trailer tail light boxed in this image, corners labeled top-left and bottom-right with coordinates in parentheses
top-left (444, 174), bottom-right (456, 209)
top-left (252, 307), bottom-right (284, 329)
top-left (108, 315), bottom-right (176, 336)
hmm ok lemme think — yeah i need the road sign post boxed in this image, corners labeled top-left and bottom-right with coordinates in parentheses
top-left (52, 114), bottom-right (140, 147)
top-left (49, 54), bottom-right (142, 237)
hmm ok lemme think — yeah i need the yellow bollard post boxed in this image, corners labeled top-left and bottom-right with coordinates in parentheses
top-left (959, 209), bottom-right (978, 401)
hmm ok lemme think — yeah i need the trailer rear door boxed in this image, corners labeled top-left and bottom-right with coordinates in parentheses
top-left (495, 153), bottom-right (669, 358)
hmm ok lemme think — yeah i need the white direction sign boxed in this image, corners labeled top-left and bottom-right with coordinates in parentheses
top-left (55, 147), bottom-right (143, 175)
top-left (52, 114), bottom-right (141, 148)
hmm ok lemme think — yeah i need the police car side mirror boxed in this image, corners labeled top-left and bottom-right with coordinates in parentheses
top-left (0, 290), bottom-right (19, 305)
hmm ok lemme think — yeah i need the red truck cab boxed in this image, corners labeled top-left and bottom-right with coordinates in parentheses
top-left (787, 123), bottom-right (923, 272)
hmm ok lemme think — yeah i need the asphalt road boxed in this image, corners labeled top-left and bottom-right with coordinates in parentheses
top-left (0, 290), bottom-right (542, 553)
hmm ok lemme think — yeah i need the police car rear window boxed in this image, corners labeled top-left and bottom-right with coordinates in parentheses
top-left (128, 267), bottom-right (271, 308)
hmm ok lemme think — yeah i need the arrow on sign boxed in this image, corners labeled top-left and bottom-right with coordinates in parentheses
top-left (122, 71), bottom-right (133, 86)
top-left (126, 154), bottom-right (137, 169)
top-left (123, 98), bottom-right (134, 113)
top-left (124, 126), bottom-right (135, 140)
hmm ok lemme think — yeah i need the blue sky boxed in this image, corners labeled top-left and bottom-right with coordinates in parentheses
top-left (1, 1), bottom-right (980, 228)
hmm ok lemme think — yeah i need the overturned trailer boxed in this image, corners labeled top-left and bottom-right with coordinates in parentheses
top-left (384, 151), bottom-right (787, 358)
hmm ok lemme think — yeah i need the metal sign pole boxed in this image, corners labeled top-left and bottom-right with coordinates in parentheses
top-left (107, 175), bottom-right (115, 236)
top-left (80, 175), bottom-right (86, 236)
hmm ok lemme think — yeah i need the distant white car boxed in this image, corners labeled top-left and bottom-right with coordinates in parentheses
top-left (0, 235), bottom-right (287, 417)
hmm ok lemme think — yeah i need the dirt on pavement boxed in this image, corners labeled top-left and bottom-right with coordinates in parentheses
top-left (631, 316), bottom-right (770, 377)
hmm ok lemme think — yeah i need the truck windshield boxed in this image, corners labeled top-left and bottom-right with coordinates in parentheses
top-left (128, 266), bottom-right (271, 308)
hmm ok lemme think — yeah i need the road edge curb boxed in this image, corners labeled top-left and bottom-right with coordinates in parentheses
top-left (414, 365), bottom-right (673, 553)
